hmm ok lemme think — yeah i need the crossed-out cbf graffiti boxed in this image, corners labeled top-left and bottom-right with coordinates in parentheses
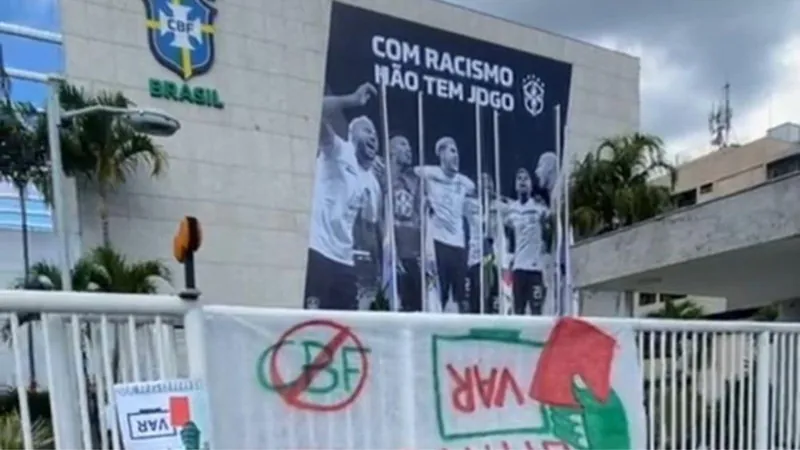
top-left (256, 319), bottom-right (371, 413)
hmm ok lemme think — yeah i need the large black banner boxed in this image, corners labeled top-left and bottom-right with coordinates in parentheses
top-left (304, 2), bottom-right (572, 315)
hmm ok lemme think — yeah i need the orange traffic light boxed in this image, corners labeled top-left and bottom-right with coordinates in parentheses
top-left (173, 216), bottom-right (202, 263)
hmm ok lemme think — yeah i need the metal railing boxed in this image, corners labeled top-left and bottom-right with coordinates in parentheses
top-left (0, 290), bottom-right (799, 449)
top-left (634, 321), bottom-right (787, 449)
top-left (0, 290), bottom-right (199, 449)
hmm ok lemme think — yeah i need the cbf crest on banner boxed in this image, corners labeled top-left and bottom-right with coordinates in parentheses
top-left (521, 74), bottom-right (546, 117)
top-left (142, 0), bottom-right (218, 81)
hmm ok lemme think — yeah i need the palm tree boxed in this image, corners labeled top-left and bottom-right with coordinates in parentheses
top-left (82, 245), bottom-right (171, 294)
top-left (11, 259), bottom-right (99, 294)
top-left (4, 248), bottom-right (171, 329)
top-left (0, 101), bottom-right (49, 284)
top-left (3, 246), bottom-right (171, 373)
top-left (0, 101), bottom-right (50, 391)
top-left (82, 246), bottom-right (172, 382)
top-left (570, 133), bottom-right (677, 240)
top-left (35, 83), bottom-right (168, 246)
top-left (6, 248), bottom-right (170, 447)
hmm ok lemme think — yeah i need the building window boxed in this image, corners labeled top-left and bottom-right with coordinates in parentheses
top-left (639, 293), bottom-right (657, 306)
top-left (766, 153), bottom-right (800, 180)
top-left (699, 183), bottom-right (713, 194)
top-left (0, 182), bottom-right (53, 232)
top-left (672, 189), bottom-right (697, 207)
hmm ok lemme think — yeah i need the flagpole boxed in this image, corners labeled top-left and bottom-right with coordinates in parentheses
top-left (417, 91), bottom-right (427, 312)
top-left (560, 111), bottom-right (576, 316)
top-left (492, 110), bottom-right (507, 315)
top-left (475, 103), bottom-right (485, 315)
top-left (553, 104), bottom-right (563, 316)
top-left (379, 82), bottom-right (399, 311)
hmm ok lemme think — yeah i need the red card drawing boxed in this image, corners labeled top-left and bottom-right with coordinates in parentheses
top-left (169, 396), bottom-right (191, 427)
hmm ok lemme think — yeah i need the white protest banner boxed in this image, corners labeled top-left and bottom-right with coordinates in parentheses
top-left (114, 379), bottom-right (212, 450)
top-left (203, 308), bottom-right (646, 449)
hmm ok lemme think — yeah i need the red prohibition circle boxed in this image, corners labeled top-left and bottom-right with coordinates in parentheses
top-left (268, 319), bottom-right (369, 412)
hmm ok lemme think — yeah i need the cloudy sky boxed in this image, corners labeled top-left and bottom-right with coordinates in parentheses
top-left (447, 0), bottom-right (800, 161)
top-left (2, 0), bottom-right (800, 161)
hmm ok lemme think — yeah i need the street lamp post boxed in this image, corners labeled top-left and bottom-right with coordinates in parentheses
top-left (1, 21), bottom-right (181, 291)
top-left (44, 79), bottom-right (73, 291)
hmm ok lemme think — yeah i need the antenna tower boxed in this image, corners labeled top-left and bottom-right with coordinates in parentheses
top-left (708, 82), bottom-right (732, 149)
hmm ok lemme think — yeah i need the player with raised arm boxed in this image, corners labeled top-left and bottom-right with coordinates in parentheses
top-left (305, 82), bottom-right (382, 310)
top-left (415, 137), bottom-right (476, 313)
top-left (503, 167), bottom-right (551, 315)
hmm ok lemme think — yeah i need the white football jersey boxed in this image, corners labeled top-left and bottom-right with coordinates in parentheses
top-left (415, 166), bottom-right (475, 248)
top-left (309, 135), bottom-right (380, 266)
top-left (505, 198), bottom-right (549, 271)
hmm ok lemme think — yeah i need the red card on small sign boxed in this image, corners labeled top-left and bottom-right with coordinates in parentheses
top-left (169, 396), bottom-right (191, 427)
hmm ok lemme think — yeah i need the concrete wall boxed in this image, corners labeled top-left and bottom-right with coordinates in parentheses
top-left (633, 294), bottom-right (727, 317)
top-left (573, 172), bottom-right (800, 306)
top-left (59, 0), bottom-right (639, 307)
top-left (653, 137), bottom-right (798, 203)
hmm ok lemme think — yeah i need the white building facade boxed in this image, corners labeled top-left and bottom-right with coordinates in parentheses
top-left (48, 0), bottom-right (640, 307)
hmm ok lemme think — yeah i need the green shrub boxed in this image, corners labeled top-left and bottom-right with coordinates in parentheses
top-left (0, 412), bottom-right (53, 449)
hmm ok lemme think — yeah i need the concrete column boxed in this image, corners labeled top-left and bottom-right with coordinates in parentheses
top-left (578, 290), bottom-right (633, 317)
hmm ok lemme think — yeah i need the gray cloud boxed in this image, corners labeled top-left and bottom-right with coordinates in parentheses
top-left (443, 0), bottom-right (798, 146)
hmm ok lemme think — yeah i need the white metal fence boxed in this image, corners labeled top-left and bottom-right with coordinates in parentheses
top-left (0, 290), bottom-right (195, 449)
top-left (0, 290), bottom-right (799, 449)
top-left (635, 321), bottom-right (793, 449)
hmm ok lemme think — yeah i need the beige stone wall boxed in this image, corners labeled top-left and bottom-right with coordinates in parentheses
top-left (60, 0), bottom-right (639, 307)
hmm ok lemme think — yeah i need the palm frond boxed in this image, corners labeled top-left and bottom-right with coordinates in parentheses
top-left (20, 262), bottom-right (62, 291)
top-left (0, 101), bottom-right (48, 192)
top-left (26, 82), bottom-right (166, 199)
top-left (0, 412), bottom-right (53, 449)
top-left (570, 132), bottom-right (676, 239)
top-left (10, 247), bottom-right (171, 295)
top-left (84, 245), bottom-right (171, 294)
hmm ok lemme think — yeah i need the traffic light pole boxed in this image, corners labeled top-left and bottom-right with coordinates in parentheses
top-left (174, 216), bottom-right (202, 301)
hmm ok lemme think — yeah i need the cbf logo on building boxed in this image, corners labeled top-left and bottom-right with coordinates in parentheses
top-left (143, 0), bottom-right (224, 109)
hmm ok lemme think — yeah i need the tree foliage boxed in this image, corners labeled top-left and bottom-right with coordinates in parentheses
top-left (570, 133), bottom-right (677, 239)
top-left (14, 245), bottom-right (172, 294)
top-left (0, 101), bottom-right (48, 189)
top-left (33, 83), bottom-right (168, 245)
top-left (0, 411), bottom-right (53, 450)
